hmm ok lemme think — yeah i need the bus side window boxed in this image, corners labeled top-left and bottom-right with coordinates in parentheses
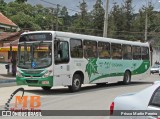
top-left (98, 41), bottom-right (110, 59)
top-left (111, 43), bottom-right (122, 59)
top-left (83, 40), bottom-right (97, 58)
top-left (132, 46), bottom-right (141, 60)
top-left (122, 45), bottom-right (132, 60)
top-left (70, 38), bottom-right (83, 58)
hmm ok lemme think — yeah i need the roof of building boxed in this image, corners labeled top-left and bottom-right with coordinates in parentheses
top-left (0, 12), bottom-right (17, 27)
top-left (0, 32), bottom-right (20, 41)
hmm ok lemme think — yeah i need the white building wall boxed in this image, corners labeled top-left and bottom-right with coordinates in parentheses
top-left (152, 48), bottom-right (160, 66)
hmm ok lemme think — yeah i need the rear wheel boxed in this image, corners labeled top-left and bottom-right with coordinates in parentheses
top-left (68, 74), bottom-right (82, 92)
top-left (42, 86), bottom-right (51, 91)
top-left (123, 71), bottom-right (131, 85)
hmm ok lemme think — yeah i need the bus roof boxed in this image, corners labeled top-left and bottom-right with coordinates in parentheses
top-left (21, 31), bottom-right (149, 47)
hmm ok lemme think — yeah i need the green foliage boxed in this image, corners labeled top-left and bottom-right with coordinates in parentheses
top-left (90, 0), bottom-right (105, 36)
top-left (15, 0), bottom-right (27, 3)
top-left (70, 0), bottom-right (90, 34)
top-left (0, 0), bottom-right (7, 13)
top-left (2, 0), bottom-right (160, 46)
top-left (85, 58), bottom-right (98, 80)
top-left (10, 12), bottom-right (41, 30)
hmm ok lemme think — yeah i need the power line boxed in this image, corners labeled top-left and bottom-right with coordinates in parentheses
top-left (38, 0), bottom-right (80, 13)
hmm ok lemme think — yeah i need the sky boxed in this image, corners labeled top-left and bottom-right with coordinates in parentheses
top-left (4, 0), bottom-right (160, 15)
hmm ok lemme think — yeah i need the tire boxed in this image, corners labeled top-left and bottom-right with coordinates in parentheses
top-left (42, 86), bottom-right (51, 91)
top-left (123, 71), bottom-right (131, 85)
top-left (68, 74), bottom-right (82, 92)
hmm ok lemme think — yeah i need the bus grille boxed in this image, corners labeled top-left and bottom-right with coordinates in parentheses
top-left (25, 75), bottom-right (41, 77)
top-left (26, 80), bottom-right (38, 84)
top-left (21, 70), bottom-right (43, 74)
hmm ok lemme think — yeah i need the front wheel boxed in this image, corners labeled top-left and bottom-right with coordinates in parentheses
top-left (123, 71), bottom-right (131, 85)
top-left (68, 74), bottom-right (82, 92)
top-left (42, 86), bottom-right (52, 91)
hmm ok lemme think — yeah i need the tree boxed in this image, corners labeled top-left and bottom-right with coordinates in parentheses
top-left (10, 12), bottom-right (41, 30)
top-left (90, 0), bottom-right (105, 36)
top-left (122, 0), bottom-right (134, 31)
top-left (108, 2), bottom-right (123, 38)
top-left (108, 0), bottom-right (135, 40)
top-left (70, 0), bottom-right (90, 34)
top-left (132, 1), bottom-right (155, 41)
top-left (0, 0), bottom-right (7, 14)
top-left (60, 6), bottom-right (71, 31)
top-left (15, 0), bottom-right (27, 3)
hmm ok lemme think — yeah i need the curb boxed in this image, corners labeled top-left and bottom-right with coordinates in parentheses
top-left (0, 79), bottom-right (16, 83)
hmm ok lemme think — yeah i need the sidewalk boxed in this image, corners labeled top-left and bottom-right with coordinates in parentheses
top-left (0, 74), bottom-right (16, 83)
top-left (0, 63), bottom-right (16, 83)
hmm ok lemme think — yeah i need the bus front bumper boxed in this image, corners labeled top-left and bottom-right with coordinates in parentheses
top-left (16, 76), bottom-right (53, 87)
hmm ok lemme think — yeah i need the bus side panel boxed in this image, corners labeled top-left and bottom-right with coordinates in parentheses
top-left (84, 59), bottom-right (150, 84)
top-left (69, 58), bottom-right (90, 84)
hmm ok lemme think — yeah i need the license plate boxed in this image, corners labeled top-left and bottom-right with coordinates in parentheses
top-left (42, 81), bottom-right (49, 84)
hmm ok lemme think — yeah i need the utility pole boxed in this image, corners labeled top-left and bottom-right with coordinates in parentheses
top-left (56, 4), bottom-right (59, 31)
top-left (103, 0), bottom-right (109, 37)
top-left (145, 0), bottom-right (148, 41)
top-left (50, 8), bottom-right (54, 30)
top-left (145, 11), bottom-right (148, 41)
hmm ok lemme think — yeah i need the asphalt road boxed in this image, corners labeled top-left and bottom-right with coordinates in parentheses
top-left (0, 74), bottom-right (160, 119)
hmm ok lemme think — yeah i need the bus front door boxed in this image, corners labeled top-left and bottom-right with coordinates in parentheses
top-left (54, 40), bottom-right (71, 86)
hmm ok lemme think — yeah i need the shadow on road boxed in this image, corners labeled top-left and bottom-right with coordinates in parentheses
top-left (24, 81), bottom-right (153, 96)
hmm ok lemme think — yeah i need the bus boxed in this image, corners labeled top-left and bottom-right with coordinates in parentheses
top-left (16, 31), bottom-right (151, 92)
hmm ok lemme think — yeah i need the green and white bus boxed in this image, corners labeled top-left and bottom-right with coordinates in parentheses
top-left (16, 31), bottom-right (150, 92)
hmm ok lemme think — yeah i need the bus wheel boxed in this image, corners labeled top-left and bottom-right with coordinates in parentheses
top-left (42, 86), bottom-right (51, 91)
top-left (123, 71), bottom-right (131, 85)
top-left (68, 74), bottom-right (82, 92)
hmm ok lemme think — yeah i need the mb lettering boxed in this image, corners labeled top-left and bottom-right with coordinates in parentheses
top-left (15, 96), bottom-right (41, 109)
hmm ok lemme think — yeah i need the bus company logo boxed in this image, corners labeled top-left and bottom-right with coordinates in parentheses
top-left (2, 88), bottom-right (42, 117)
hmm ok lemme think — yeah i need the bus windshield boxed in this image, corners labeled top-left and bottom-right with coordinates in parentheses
top-left (17, 42), bottom-right (52, 69)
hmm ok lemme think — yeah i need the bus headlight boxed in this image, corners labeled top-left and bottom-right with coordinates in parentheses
top-left (16, 70), bottom-right (23, 78)
top-left (42, 70), bottom-right (52, 78)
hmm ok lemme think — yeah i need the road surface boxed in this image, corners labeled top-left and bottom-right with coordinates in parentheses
top-left (0, 74), bottom-right (159, 119)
